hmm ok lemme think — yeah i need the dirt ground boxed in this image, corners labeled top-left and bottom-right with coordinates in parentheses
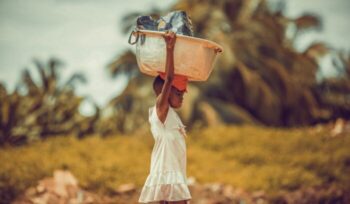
top-left (12, 170), bottom-right (350, 204)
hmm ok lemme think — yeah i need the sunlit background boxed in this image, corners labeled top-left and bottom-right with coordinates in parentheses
top-left (1, 0), bottom-right (350, 203)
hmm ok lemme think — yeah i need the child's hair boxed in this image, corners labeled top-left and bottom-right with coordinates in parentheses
top-left (153, 75), bottom-right (164, 95)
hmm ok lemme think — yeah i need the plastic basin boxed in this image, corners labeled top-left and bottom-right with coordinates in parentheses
top-left (130, 30), bottom-right (223, 81)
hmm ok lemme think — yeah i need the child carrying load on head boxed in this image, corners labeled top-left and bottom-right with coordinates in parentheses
top-left (133, 11), bottom-right (222, 204)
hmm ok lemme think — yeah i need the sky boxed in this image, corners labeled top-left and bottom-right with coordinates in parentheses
top-left (0, 0), bottom-right (349, 115)
top-left (283, 0), bottom-right (350, 51)
top-left (0, 0), bottom-right (176, 115)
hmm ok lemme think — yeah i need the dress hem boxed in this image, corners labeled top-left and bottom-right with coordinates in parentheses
top-left (138, 197), bottom-right (192, 203)
top-left (138, 183), bottom-right (191, 203)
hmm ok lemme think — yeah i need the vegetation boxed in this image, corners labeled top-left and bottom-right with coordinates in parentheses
top-left (1, 0), bottom-right (349, 203)
top-left (107, 0), bottom-right (350, 133)
top-left (1, 125), bottom-right (349, 201)
top-left (1, 0), bottom-right (350, 145)
top-left (0, 58), bottom-right (99, 146)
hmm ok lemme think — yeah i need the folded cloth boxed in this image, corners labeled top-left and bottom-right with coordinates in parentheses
top-left (159, 73), bottom-right (188, 92)
top-left (136, 16), bottom-right (158, 30)
top-left (157, 11), bottom-right (193, 36)
top-left (136, 10), bottom-right (193, 36)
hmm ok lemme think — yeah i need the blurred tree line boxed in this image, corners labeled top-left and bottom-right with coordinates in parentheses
top-left (1, 0), bottom-right (349, 146)
top-left (108, 0), bottom-right (350, 130)
top-left (0, 59), bottom-right (99, 145)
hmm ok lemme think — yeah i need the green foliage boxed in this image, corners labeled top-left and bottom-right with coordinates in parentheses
top-left (0, 58), bottom-right (98, 146)
top-left (0, 125), bottom-right (349, 201)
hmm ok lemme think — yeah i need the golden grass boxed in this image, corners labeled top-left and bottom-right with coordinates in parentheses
top-left (1, 125), bottom-right (350, 199)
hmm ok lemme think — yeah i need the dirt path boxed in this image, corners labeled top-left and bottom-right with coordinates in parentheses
top-left (12, 170), bottom-right (350, 204)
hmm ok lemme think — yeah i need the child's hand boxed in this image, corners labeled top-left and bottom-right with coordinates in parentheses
top-left (162, 31), bottom-right (176, 50)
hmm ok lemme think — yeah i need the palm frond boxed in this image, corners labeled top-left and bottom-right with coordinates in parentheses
top-left (294, 13), bottom-right (322, 32)
top-left (33, 58), bottom-right (49, 92)
top-left (107, 50), bottom-right (138, 79)
top-left (21, 69), bottom-right (40, 96)
top-left (63, 72), bottom-right (87, 90)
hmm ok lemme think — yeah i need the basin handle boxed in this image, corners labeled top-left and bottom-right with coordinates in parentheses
top-left (128, 29), bottom-right (140, 45)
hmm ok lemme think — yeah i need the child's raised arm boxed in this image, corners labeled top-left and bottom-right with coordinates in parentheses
top-left (156, 31), bottom-right (176, 123)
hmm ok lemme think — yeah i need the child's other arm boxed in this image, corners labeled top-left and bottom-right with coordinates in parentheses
top-left (156, 31), bottom-right (176, 123)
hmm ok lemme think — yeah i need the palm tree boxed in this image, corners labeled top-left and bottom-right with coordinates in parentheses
top-left (105, 0), bottom-right (350, 134)
top-left (0, 58), bottom-right (97, 146)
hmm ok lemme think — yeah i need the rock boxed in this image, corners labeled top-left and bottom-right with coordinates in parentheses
top-left (222, 185), bottom-right (234, 199)
top-left (252, 190), bottom-right (265, 200)
top-left (36, 178), bottom-right (53, 194)
top-left (25, 187), bottom-right (37, 197)
top-left (15, 169), bottom-right (98, 204)
top-left (204, 183), bottom-right (224, 194)
top-left (187, 176), bottom-right (197, 186)
top-left (331, 118), bottom-right (346, 137)
top-left (53, 169), bottom-right (78, 197)
top-left (116, 183), bottom-right (136, 194)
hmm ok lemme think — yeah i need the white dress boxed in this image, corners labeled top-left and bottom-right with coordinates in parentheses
top-left (138, 105), bottom-right (192, 203)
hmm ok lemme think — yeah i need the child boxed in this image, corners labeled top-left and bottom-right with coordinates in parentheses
top-left (138, 31), bottom-right (192, 204)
